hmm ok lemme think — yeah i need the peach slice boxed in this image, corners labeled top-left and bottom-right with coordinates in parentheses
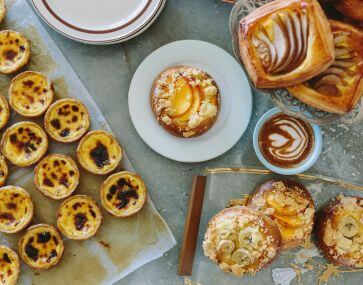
top-left (170, 77), bottom-right (193, 117)
top-left (272, 212), bottom-right (305, 228)
top-left (174, 85), bottom-right (202, 122)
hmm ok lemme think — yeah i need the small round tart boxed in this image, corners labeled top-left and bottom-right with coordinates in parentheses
top-left (9, 71), bottom-right (54, 117)
top-left (100, 171), bottom-right (147, 217)
top-left (34, 154), bottom-right (79, 200)
top-left (203, 206), bottom-right (281, 276)
top-left (1, 121), bottom-right (48, 167)
top-left (0, 1), bottom-right (5, 24)
top-left (77, 130), bottom-right (122, 175)
top-left (316, 195), bottom-right (363, 268)
top-left (44, 98), bottom-right (90, 143)
top-left (56, 195), bottom-right (102, 240)
top-left (247, 180), bottom-right (315, 250)
top-left (0, 186), bottom-right (34, 233)
top-left (0, 245), bottom-right (19, 285)
top-left (151, 66), bottom-right (220, 138)
top-left (0, 155), bottom-right (8, 187)
top-left (0, 30), bottom-right (31, 74)
top-left (0, 94), bottom-right (10, 130)
top-left (18, 224), bottom-right (64, 270)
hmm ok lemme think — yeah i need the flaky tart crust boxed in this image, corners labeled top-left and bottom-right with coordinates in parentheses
top-left (0, 154), bottom-right (8, 187)
top-left (100, 171), bottom-right (147, 217)
top-left (316, 195), bottom-right (363, 268)
top-left (0, 186), bottom-right (34, 234)
top-left (9, 71), bottom-right (54, 117)
top-left (56, 195), bottom-right (102, 240)
top-left (0, 94), bottom-right (10, 130)
top-left (333, 0), bottom-right (363, 22)
top-left (247, 180), bottom-right (315, 250)
top-left (0, 30), bottom-right (31, 74)
top-left (1, 121), bottom-right (48, 167)
top-left (0, 245), bottom-right (20, 285)
top-left (34, 154), bottom-right (80, 200)
top-left (203, 206), bottom-right (281, 276)
top-left (238, 0), bottom-right (334, 89)
top-left (151, 66), bottom-right (220, 138)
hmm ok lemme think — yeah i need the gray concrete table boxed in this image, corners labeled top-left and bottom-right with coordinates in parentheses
top-left (29, 0), bottom-right (362, 284)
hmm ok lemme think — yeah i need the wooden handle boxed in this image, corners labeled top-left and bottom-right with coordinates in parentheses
top-left (178, 175), bottom-right (207, 276)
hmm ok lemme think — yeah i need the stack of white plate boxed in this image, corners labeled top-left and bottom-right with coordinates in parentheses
top-left (31, 0), bottom-right (166, 44)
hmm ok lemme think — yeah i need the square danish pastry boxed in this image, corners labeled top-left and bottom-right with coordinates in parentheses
top-left (238, 0), bottom-right (335, 89)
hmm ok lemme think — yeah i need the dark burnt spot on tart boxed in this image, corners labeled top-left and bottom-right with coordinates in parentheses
top-left (116, 189), bottom-right (139, 209)
top-left (25, 243), bottom-right (39, 261)
top-left (22, 80), bottom-right (34, 88)
top-left (6, 202), bottom-right (16, 209)
top-left (0, 213), bottom-right (15, 221)
top-left (60, 128), bottom-right (70, 137)
top-left (46, 249), bottom-right (57, 263)
top-left (69, 170), bottom-right (75, 177)
top-left (89, 209), bottom-right (96, 218)
top-left (106, 178), bottom-right (139, 209)
top-left (75, 213), bottom-right (87, 230)
top-left (19, 45), bottom-right (25, 52)
top-left (71, 115), bottom-right (78, 123)
top-left (4, 50), bottom-right (17, 61)
top-left (59, 174), bottom-right (69, 188)
top-left (8, 127), bottom-right (43, 153)
top-left (37, 231), bottom-right (51, 243)
top-left (53, 160), bottom-right (60, 167)
top-left (50, 119), bottom-right (60, 130)
top-left (50, 172), bottom-right (57, 179)
top-left (43, 178), bottom-right (54, 187)
top-left (18, 127), bottom-right (24, 134)
top-left (72, 202), bottom-right (81, 211)
top-left (90, 142), bottom-right (110, 168)
top-left (2, 253), bottom-right (11, 263)
top-left (71, 105), bottom-right (79, 112)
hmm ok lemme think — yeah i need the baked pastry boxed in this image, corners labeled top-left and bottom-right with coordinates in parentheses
top-left (56, 195), bottom-right (102, 240)
top-left (203, 206), bottom-right (281, 276)
top-left (287, 20), bottom-right (363, 114)
top-left (0, 154), bottom-right (8, 187)
top-left (316, 195), bottom-right (363, 268)
top-left (34, 154), bottom-right (79, 200)
top-left (247, 180), bottom-right (315, 250)
top-left (18, 224), bottom-right (64, 270)
top-left (0, 30), bottom-right (31, 74)
top-left (0, 0), bottom-right (5, 24)
top-left (238, 0), bottom-right (335, 89)
top-left (100, 171), bottom-right (147, 217)
top-left (9, 71), bottom-right (54, 117)
top-left (0, 94), bottom-right (10, 130)
top-left (1, 121), bottom-right (48, 167)
top-left (333, 0), bottom-right (363, 21)
top-left (77, 130), bottom-right (122, 175)
top-left (150, 66), bottom-right (220, 138)
top-left (44, 98), bottom-right (90, 143)
top-left (0, 245), bottom-right (19, 285)
top-left (0, 186), bottom-right (34, 234)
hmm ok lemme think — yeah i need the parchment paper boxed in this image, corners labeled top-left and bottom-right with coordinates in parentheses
top-left (0, 1), bottom-right (176, 284)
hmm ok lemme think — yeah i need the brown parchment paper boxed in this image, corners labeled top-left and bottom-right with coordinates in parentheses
top-left (0, 1), bottom-right (176, 284)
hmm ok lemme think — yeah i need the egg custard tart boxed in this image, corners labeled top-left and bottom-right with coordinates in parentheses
top-left (1, 121), bottom-right (48, 167)
top-left (77, 130), bottom-right (122, 175)
top-left (19, 224), bottom-right (64, 270)
top-left (0, 94), bottom-right (10, 130)
top-left (0, 30), bottom-right (31, 74)
top-left (34, 154), bottom-right (79, 200)
top-left (0, 0), bottom-right (5, 24)
top-left (56, 195), bottom-right (102, 240)
top-left (0, 186), bottom-right (34, 234)
top-left (0, 245), bottom-right (19, 285)
top-left (0, 155), bottom-right (8, 187)
top-left (44, 98), bottom-right (90, 143)
top-left (151, 66), bottom-right (220, 138)
top-left (247, 180), bottom-right (315, 250)
top-left (9, 71), bottom-right (54, 117)
top-left (203, 206), bottom-right (281, 276)
top-left (100, 171), bottom-right (147, 217)
top-left (316, 195), bottom-right (363, 268)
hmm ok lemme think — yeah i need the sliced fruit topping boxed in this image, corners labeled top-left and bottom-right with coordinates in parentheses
top-left (170, 77), bottom-right (193, 116)
top-left (231, 248), bottom-right (252, 265)
top-left (217, 240), bottom-right (235, 255)
top-left (338, 216), bottom-right (359, 238)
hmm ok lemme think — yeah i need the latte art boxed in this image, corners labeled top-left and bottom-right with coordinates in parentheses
top-left (259, 113), bottom-right (314, 168)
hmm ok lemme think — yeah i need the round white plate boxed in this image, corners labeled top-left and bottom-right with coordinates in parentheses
top-left (31, 0), bottom-right (165, 44)
top-left (128, 40), bottom-right (253, 163)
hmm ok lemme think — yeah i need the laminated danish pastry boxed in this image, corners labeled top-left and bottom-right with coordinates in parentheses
top-left (247, 180), bottom-right (315, 250)
top-left (0, 245), bottom-right (19, 285)
top-left (238, 0), bottom-right (335, 88)
top-left (151, 66), bottom-right (220, 138)
top-left (203, 206), bottom-right (281, 276)
top-left (316, 195), bottom-right (363, 268)
top-left (287, 20), bottom-right (363, 114)
top-left (0, 94), bottom-right (10, 130)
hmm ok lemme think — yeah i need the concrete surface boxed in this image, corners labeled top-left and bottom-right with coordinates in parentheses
top-left (29, 0), bottom-right (362, 284)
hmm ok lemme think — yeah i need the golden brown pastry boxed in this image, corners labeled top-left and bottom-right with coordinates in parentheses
top-left (18, 224), bottom-right (64, 270)
top-left (34, 154), bottom-right (79, 200)
top-left (77, 130), bottom-right (122, 175)
top-left (0, 245), bottom-right (19, 285)
top-left (9, 71), bottom-right (54, 117)
top-left (56, 195), bottom-right (102, 240)
top-left (203, 206), bottom-right (281, 276)
top-left (287, 20), bottom-right (363, 114)
top-left (0, 155), bottom-right (8, 187)
top-left (0, 186), bottom-right (34, 234)
top-left (0, 1), bottom-right (5, 24)
top-left (0, 30), bottom-right (31, 74)
top-left (238, 0), bottom-right (335, 89)
top-left (316, 195), bottom-right (363, 268)
top-left (247, 180), bottom-right (315, 250)
top-left (333, 0), bottom-right (363, 21)
top-left (0, 94), bottom-right (10, 130)
top-left (100, 171), bottom-right (147, 217)
top-left (44, 98), bottom-right (90, 143)
top-left (151, 66), bottom-right (220, 138)
top-left (1, 121), bottom-right (48, 167)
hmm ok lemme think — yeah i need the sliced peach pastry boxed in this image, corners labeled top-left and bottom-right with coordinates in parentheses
top-left (247, 180), bottom-right (315, 250)
top-left (316, 195), bottom-right (363, 268)
top-left (203, 206), bottom-right (281, 276)
top-left (0, 94), bottom-right (10, 130)
top-left (0, 245), bottom-right (20, 285)
top-left (151, 66), bottom-right (220, 138)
